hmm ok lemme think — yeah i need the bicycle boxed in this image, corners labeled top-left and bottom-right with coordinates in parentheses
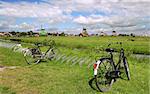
top-left (93, 42), bottom-right (130, 92)
top-left (23, 40), bottom-right (57, 64)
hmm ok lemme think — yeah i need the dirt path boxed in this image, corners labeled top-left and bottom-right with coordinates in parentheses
top-left (0, 66), bottom-right (17, 71)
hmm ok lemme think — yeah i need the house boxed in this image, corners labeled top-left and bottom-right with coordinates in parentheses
top-left (100, 32), bottom-right (107, 36)
top-left (34, 34), bottom-right (39, 37)
top-left (0, 32), bottom-right (12, 37)
top-left (0, 32), bottom-right (4, 37)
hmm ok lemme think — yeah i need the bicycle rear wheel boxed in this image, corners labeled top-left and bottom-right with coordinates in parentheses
top-left (23, 49), bottom-right (40, 64)
top-left (95, 58), bottom-right (115, 92)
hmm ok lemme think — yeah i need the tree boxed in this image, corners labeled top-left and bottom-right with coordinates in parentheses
top-left (130, 33), bottom-right (135, 37)
top-left (20, 32), bottom-right (27, 36)
top-left (9, 31), bottom-right (16, 35)
top-left (60, 32), bottom-right (65, 36)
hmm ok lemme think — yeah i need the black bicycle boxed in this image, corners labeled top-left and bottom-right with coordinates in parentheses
top-left (93, 42), bottom-right (130, 92)
top-left (23, 40), bottom-right (57, 64)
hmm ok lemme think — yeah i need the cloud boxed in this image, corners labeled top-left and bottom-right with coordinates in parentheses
top-left (73, 15), bottom-right (107, 25)
top-left (0, 21), bottom-right (10, 30)
top-left (17, 22), bottom-right (35, 30)
top-left (0, 1), bottom-right (63, 18)
top-left (0, 0), bottom-right (150, 35)
top-left (0, 17), bottom-right (16, 31)
top-left (0, 21), bottom-right (35, 31)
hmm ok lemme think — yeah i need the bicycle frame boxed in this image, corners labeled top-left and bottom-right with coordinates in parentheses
top-left (32, 44), bottom-right (54, 59)
top-left (24, 42), bottom-right (56, 65)
top-left (109, 48), bottom-right (125, 70)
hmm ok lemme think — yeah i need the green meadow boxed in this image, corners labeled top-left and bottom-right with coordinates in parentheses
top-left (0, 36), bottom-right (149, 94)
top-left (5, 36), bottom-right (150, 55)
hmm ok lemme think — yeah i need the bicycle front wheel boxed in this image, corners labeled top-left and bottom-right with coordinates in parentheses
top-left (23, 49), bottom-right (40, 64)
top-left (95, 58), bottom-right (115, 92)
top-left (46, 48), bottom-right (60, 60)
top-left (123, 57), bottom-right (130, 80)
top-left (46, 49), bottom-right (55, 60)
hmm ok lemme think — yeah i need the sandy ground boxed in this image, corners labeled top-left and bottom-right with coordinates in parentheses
top-left (0, 66), bottom-right (17, 71)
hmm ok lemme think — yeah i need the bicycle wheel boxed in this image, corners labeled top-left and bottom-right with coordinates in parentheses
top-left (95, 58), bottom-right (115, 92)
top-left (23, 49), bottom-right (40, 64)
top-left (123, 57), bottom-right (130, 80)
top-left (46, 48), bottom-right (60, 60)
top-left (46, 49), bottom-right (55, 60)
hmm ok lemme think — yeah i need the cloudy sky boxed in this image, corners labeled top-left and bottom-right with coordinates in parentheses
top-left (0, 0), bottom-right (150, 35)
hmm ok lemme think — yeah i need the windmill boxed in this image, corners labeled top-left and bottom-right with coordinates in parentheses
top-left (39, 25), bottom-right (47, 36)
top-left (79, 27), bottom-right (89, 37)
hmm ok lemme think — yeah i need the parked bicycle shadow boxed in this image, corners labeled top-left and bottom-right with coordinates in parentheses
top-left (88, 77), bottom-right (99, 92)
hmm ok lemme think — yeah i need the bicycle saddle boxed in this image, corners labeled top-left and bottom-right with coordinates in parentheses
top-left (105, 48), bottom-right (114, 52)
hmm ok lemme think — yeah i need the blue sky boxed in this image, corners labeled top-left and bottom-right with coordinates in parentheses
top-left (0, 0), bottom-right (150, 35)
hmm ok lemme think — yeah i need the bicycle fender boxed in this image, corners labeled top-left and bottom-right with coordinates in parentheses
top-left (94, 60), bottom-right (101, 76)
top-left (93, 58), bottom-right (111, 76)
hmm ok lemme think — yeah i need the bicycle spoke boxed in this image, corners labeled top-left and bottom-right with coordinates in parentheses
top-left (102, 62), bottom-right (107, 69)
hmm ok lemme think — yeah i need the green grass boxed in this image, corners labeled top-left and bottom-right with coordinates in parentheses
top-left (4, 36), bottom-right (150, 55)
top-left (0, 85), bottom-right (16, 94)
top-left (0, 47), bottom-right (149, 94)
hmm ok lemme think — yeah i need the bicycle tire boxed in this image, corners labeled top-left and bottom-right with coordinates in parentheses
top-left (95, 58), bottom-right (115, 92)
top-left (123, 57), bottom-right (130, 80)
top-left (46, 48), bottom-right (55, 60)
top-left (23, 49), bottom-right (40, 64)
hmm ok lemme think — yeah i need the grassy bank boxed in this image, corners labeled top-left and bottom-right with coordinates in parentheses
top-left (0, 47), bottom-right (149, 94)
top-left (3, 36), bottom-right (150, 55)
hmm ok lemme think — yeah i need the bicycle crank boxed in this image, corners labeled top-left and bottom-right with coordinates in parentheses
top-left (106, 70), bottom-right (121, 78)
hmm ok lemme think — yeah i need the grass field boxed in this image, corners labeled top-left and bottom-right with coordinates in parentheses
top-left (0, 38), bottom-right (149, 94)
top-left (5, 36), bottom-right (150, 55)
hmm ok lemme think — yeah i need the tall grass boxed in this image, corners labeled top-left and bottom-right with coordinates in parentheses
top-left (0, 47), bottom-right (149, 94)
top-left (5, 36), bottom-right (150, 55)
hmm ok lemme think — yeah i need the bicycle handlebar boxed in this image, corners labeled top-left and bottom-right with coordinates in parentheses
top-left (107, 42), bottom-right (123, 47)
